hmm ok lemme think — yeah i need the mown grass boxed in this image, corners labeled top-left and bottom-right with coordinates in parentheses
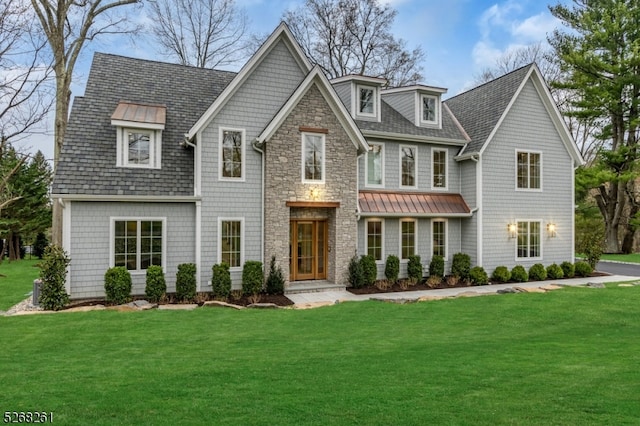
top-left (598, 253), bottom-right (640, 264)
top-left (0, 259), bottom-right (40, 310)
top-left (2, 285), bottom-right (640, 425)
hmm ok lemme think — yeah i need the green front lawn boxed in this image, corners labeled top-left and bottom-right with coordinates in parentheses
top-left (0, 259), bottom-right (40, 310)
top-left (598, 253), bottom-right (640, 264)
top-left (2, 285), bottom-right (640, 425)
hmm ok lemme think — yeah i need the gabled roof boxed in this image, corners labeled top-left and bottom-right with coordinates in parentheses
top-left (446, 63), bottom-right (584, 164)
top-left (257, 66), bottom-right (369, 152)
top-left (186, 22), bottom-right (311, 140)
top-left (52, 53), bottom-right (236, 196)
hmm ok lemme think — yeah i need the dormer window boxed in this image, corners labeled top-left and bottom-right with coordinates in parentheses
top-left (357, 84), bottom-right (377, 118)
top-left (111, 101), bottom-right (165, 169)
top-left (421, 94), bottom-right (439, 125)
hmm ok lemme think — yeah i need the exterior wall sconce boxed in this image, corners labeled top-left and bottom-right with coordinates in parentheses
top-left (547, 223), bottom-right (557, 238)
top-left (507, 223), bottom-right (517, 239)
top-left (310, 187), bottom-right (321, 200)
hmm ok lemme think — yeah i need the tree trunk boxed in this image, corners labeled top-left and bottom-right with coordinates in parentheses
top-left (8, 232), bottom-right (20, 261)
top-left (604, 223), bottom-right (620, 253)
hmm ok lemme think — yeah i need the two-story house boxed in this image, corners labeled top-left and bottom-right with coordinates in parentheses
top-left (52, 23), bottom-right (583, 299)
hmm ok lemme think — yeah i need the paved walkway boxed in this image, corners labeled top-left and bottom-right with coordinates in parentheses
top-left (287, 274), bottom-right (640, 308)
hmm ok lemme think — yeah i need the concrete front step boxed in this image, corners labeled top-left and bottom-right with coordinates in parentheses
top-left (285, 280), bottom-right (346, 294)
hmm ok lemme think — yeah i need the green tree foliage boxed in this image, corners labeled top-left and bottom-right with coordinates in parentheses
top-left (360, 255), bottom-right (377, 286)
top-left (348, 255), bottom-right (365, 288)
top-left (265, 256), bottom-right (285, 295)
top-left (549, 0), bottom-right (640, 253)
top-left (38, 245), bottom-right (70, 310)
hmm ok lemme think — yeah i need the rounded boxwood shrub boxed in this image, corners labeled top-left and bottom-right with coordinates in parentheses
top-left (407, 255), bottom-right (423, 282)
top-left (242, 260), bottom-right (264, 296)
top-left (469, 266), bottom-right (489, 286)
top-left (574, 261), bottom-right (593, 277)
top-left (491, 266), bottom-right (511, 283)
top-left (529, 263), bottom-right (547, 281)
top-left (39, 245), bottom-right (71, 311)
top-left (546, 263), bottom-right (564, 280)
top-left (385, 255), bottom-right (400, 284)
top-left (265, 256), bottom-right (285, 295)
top-left (145, 265), bottom-right (166, 303)
top-left (560, 261), bottom-right (575, 278)
top-left (212, 262), bottom-right (231, 298)
top-left (360, 255), bottom-right (377, 286)
top-left (104, 266), bottom-right (132, 305)
top-left (511, 265), bottom-right (528, 282)
top-left (429, 255), bottom-right (445, 278)
top-left (348, 255), bottom-right (365, 288)
top-left (451, 253), bottom-right (471, 279)
top-left (176, 263), bottom-right (197, 302)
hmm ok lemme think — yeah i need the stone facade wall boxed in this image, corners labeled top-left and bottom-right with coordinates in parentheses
top-left (264, 83), bottom-right (359, 285)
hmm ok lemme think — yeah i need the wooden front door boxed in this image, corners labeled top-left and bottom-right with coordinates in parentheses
top-left (290, 220), bottom-right (327, 281)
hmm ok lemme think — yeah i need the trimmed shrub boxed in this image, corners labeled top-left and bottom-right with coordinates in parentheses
top-left (360, 255), bottom-right (377, 286)
top-left (560, 261), bottom-right (575, 278)
top-left (511, 265), bottom-right (528, 282)
top-left (39, 245), bottom-right (71, 310)
top-left (529, 263), bottom-right (547, 281)
top-left (176, 263), bottom-right (197, 302)
top-left (546, 263), bottom-right (564, 280)
top-left (451, 253), bottom-right (471, 279)
top-left (145, 265), bottom-right (166, 303)
top-left (212, 262), bottom-right (231, 299)
top-left (491, 266), bottom-right (511, 283)
top-left (242, 261), bottom-right (264, 296)
top-left (429, 255), bottom-right (445, 278)
top-left (348, 255), bottom-right (365, 288)
top-left (33, 232), bottom-right (48, 259)
top-left (385, 255), bottom-right (400, 284)
top-left (574, 261), bottom-right (593, 277)
top-left (469, 266), bottom-right (489, 285)
top-left (104, 266), bottom-right (132, 305)
top-left (265, 256), bottom-right (285, 295)
top-left (407, 255), bottom-right (423, 282)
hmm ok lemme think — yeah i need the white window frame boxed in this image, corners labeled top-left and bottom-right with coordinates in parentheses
top-left (365, 218), bottom-right (385, 262)
top-left (116, 127), bottom-right (162, 169)
top-left (515, 220), bottom-right (543, 261)
top-left (218, 127), bottom-right (246, 182)
top-left (420, 94), bottom-right (439, 126)
top-left (431, 148), bottom-right (448, 190)
top-left (301, 132), bottom-right (326, 184)
top-left (399, 144), bottom-right (418, 188)
top-left (110, 217), bottom-right (167, 274)
top-left (515, 150), bottom-right (543, 192)
top-left (399, 218), bottom-right (417, 260)
top-left (218, 217), bottom-right (245, 270)
top-left (365, 143), bottom-right (385, 188)
top-left (356, 84), bottom-right (377, 118)
top-left (432, 219), bottom-right (448, 260)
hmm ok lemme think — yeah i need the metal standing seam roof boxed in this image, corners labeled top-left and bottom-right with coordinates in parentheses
top-left (358, 190), bottom-right (472, 217)
top-left (111, 101), bottom-right (167, 126)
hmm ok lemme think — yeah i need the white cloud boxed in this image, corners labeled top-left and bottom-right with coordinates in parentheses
top-left (512, 13), bottom-right (560, 41)
top-left (471, 40), bottom-right (504, 68)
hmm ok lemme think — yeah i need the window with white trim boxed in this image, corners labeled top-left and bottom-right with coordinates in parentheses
top-left (302, 133), bottom-right (325, 183)
top-left (220, 128), bottom-right (245, 180)
top-left (116, 128), bottom-right (162, 169)
top-left (432, 219), bottom-right (447, 258)
top-left (421, 94), bottom-right (438, 125)
top-left (367, 143), bottom-right (384, 186)
top-left (220, 219), bottom-right (243, 268)
top-left (357, 85), bottom-right (376, 117)
top-left (517, 151), bottom-right (541, 190)
top-left (517, 221), bottom-right (541, 259)
top-left (113, 219), bottom-right (164, 271)
top-left (400, 219), bottom-right (416, 259)
top-left (400, 145), bottom-right (417, 187)
top-left (366, 219), bottom-right (383, 261)
top-left (432, 149), bottom-right (447, 189)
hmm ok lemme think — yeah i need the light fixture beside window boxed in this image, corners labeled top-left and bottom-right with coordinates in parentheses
top-left (507, 223), bottom-right (517, 239)
top-left (547, 223), bottom-right (557, 238)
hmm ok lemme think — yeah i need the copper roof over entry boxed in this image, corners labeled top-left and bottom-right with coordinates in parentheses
top-left (111, 101), bottom-right (167, 126)
top-left (359, 190), bottom-right (472, 217)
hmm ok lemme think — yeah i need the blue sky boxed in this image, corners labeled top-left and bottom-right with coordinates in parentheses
top-left (21, 0), bottom-right (571, 160)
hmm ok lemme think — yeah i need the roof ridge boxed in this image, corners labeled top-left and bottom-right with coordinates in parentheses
top-left (445, 62), bottom-right (534, 103)
top-left (93, 52), bottom-right (238, 76)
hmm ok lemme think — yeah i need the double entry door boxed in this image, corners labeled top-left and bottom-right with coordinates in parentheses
top-left (290, 220), bottom-right (327, 281)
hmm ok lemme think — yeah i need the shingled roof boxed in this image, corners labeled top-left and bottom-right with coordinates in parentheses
top-left (445, 64), bottom-right (533, 156)
top-left (52, 53), bottom-right (236, 196)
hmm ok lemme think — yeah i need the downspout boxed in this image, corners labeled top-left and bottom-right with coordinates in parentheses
top-left (252, 139), bottom-right (265, 264)
top-left (356, 150), bottom-right (366, 221)
top-left (470, 154), bottom-right (483, 266)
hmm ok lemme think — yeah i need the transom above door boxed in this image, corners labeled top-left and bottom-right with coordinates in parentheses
top-left (290, 220), bottom-right (327, 281)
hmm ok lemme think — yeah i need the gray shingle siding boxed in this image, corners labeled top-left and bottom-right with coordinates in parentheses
top-left (53, 53), bottom-right (236, 196)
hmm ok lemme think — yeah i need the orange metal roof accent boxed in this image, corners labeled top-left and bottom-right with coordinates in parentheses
top-left (111, 101), bottom-right (167, 125)
top-left (359, 190), bottom-right (471, 216)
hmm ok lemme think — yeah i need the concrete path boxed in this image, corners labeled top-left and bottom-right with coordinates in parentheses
top-left (287, 274), bottom-right (640, 308)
